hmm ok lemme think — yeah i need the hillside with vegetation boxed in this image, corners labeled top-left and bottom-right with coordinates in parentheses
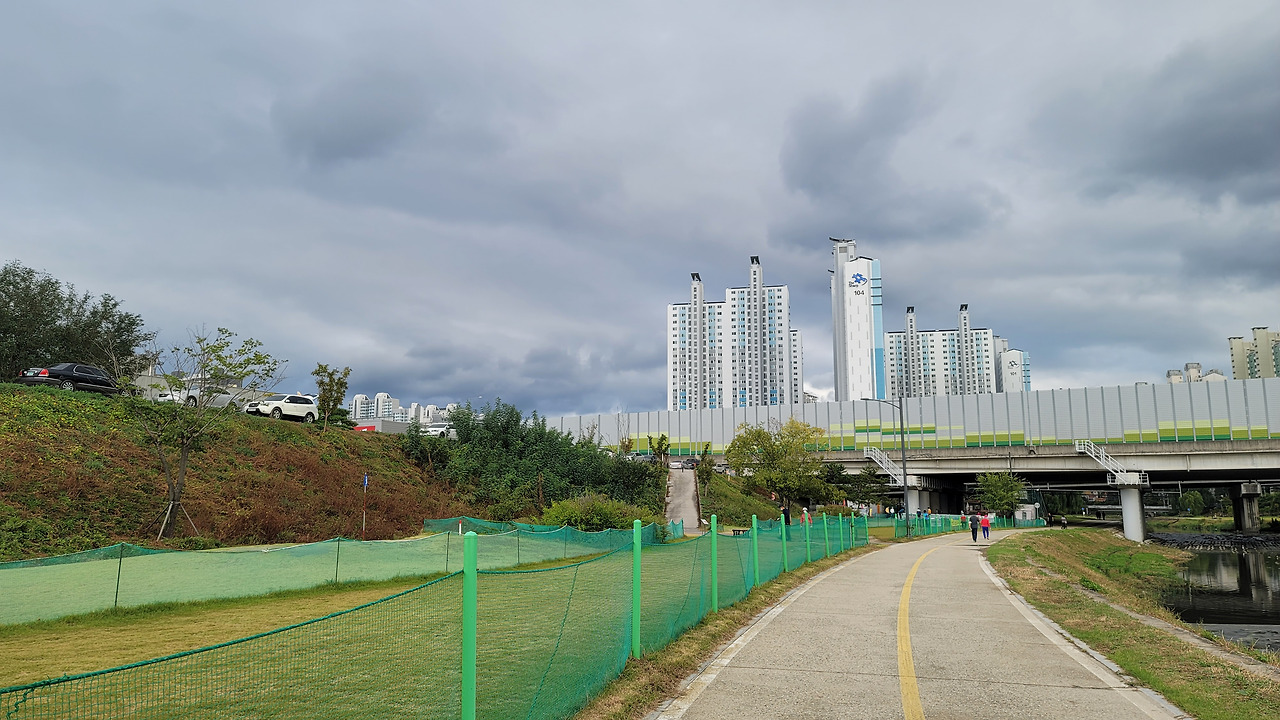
top-left (0, 385), bottom-right (677, 561)
top-left (0, 383), bottom-right (473, 560)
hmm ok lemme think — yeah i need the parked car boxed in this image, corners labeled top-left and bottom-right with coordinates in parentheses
top-left (244, 393), bottom-right (318, 422)
top-left (681, 458), bottom-right (699, 469)
top-left (669, 460), bottom-right (683, 469)
top-left (713, 462), bottom-right (730, 473)
top-left (152, 385), bottom-right (241, 408)
top-left (16, 363), bottom-right (123, 395)
top-left (423, 423), bottom-right (451, 438)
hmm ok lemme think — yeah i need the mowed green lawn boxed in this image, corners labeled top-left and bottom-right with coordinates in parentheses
top-left (1, 532), bottom-right (627, 626)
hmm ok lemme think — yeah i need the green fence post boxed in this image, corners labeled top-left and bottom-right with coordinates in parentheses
top-left (822, 512), bottom-right (830, 558)
top-left (632, 519), bottom-right (642, 658)
top-left (751, 515), bottom-right (760, 589)
top-left (462, 531), bottom-right (477, 720)
top-left (781, 515), bottom-right (789, 572)
top-left (710, 514), bottom-right (719, 612)
top-left (803, 511), bottom-right (812, 564)
top-left (114, 543), bottom-right (125, 609)
top-left (333, 537), bottom-right (341, 584)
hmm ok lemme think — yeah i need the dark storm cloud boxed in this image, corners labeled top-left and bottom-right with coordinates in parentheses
top-left (775, 75), bottom-right (1010, 246)
top-left (1182, 225), bottom-right (1280, 289)
top-left (1035, 29), bottom-right (1280, 206)
top-left (396, 338), bottom-right (665, 416)
top-left (271, 70), bottom-right (430, 168)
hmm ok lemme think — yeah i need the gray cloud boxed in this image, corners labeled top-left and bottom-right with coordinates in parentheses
top-left (1034, 29), bottom-right (1280, 206)
top-left (1, 2), bottom-right (1276, 414)
top-left (271, 70), bottom-right (430, 168)
top-left (774, 76), bottom-right (1010, 246)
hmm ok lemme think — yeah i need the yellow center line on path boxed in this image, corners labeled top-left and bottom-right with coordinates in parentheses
top-left (897, 540), bottom-right (961, 720)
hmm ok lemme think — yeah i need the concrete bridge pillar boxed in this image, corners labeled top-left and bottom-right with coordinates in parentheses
top-left (906, 487), bottom-right (922, 517)
top-left (1232, 483), bottom-right (1262, 534)
top-left (1118, 486), bottom-right (1146, 543)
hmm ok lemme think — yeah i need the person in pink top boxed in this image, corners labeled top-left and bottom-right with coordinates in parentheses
top-left (980, 513), bottom-right (991, 540)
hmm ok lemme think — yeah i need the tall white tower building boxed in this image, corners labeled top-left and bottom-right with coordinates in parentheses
top-left (831, 238), bottom-right (884, 401)
top-left (668, 257), bottom-right (803, 410)
top-left (996, 349), bottom-right (1032, 393)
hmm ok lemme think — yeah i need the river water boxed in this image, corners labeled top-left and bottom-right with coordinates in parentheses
top-left (1162, 548), bottom-right (1280, 651)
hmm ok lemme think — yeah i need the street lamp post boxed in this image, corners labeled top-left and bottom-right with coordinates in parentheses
top-left (863, 388), bottom-right (911, 537)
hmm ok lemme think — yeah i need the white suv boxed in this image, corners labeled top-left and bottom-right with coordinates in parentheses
top-left (245, 393), bottom-right (319, 423)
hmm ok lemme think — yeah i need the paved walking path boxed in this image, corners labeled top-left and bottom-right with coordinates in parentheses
top-left (666, 469), bottom-right (700, 532)
top-left (657, 530), bottom-right (1187, 720)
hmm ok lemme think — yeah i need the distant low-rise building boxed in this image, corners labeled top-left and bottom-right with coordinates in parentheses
top-left (1167, 362), bottom-right (1227, 384)
top-left (347, 394), bottom-right (457, 431)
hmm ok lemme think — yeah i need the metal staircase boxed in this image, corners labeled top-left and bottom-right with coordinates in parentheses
top-left (1073, 440), bottom-right (1148, 486)
top-left (863, 447), bottom-right (905, 486)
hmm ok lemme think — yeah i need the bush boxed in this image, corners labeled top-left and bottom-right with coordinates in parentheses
top-left (700, 473), bottom-right (779, 526)
top-left (541, 494), bottom-right (667, 536)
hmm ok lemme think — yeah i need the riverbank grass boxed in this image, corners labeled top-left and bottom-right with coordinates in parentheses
top-left (988, 529), bottom-right (1280, 720)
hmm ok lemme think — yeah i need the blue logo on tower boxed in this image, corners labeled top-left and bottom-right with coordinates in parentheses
top-left (848, 273), bottom-right (868, 288)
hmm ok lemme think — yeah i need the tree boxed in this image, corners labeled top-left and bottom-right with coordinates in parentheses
top-left (974, 471), bottom-right (1027, 517)
top-left (724, 418), bottom-right (834, 507)
top-left (695, 442), bottom-right (714, 500)
top-left (615, 413), bottom-right (634, 457)
top-left (648, 433), bottom-right (670, 468)
top-left (326, 406), bottom-right (358, 430)
top-left (128, 328), bottom-right (281, 538)
top-left (402, 418), bottom-right (452, 474)
top-left (841, 465), bottom-right (891, 509)
top-left (0, 260), bottom-right (154, 381)
top-left (311, 363), bottom-right (351, 430)
top-left (1177, 490), bottom-right (1206, 516)
top-left (443, 400), bottom-right (666, 517)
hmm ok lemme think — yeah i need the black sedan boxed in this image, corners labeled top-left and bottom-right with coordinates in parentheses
top-left (16, 363), bottom-right (123, 395)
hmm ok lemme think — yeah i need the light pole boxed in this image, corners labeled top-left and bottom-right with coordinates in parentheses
top-left (863, 388), bottom-right (911, 537)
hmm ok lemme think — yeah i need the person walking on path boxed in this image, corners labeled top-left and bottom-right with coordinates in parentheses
top-left (969, 512), bottom-right (980, 542)
top-left (980, 513), bottom-right (991, 540)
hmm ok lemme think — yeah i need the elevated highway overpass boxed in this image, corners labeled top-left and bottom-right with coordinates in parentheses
top-left (546, 378), bottom-right (1280, 540)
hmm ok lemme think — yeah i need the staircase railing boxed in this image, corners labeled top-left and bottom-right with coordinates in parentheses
top-left (1074, 439), bottom-right (1148, 485)
top-left (863, 446), bottom-right (904, 486)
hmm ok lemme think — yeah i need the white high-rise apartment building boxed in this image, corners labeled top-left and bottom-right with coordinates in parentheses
top-left (789, 328), bottom-right (804, 404)
top-left (374, 392), bottom-right (400, 418)
top-left (886, 305), bottom-right (1029, 397)
top-left (667, 256), bottom-right (803, 410)
top-left (1230, 327), bottom-right (1280, 380)
top-left (349, 394), bottom-right (375, 420)
top-left (831, 238), bottom-right (884, 401)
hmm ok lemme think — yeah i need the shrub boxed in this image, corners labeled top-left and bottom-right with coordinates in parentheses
top-left (541, 494), bottom-right (667, 536)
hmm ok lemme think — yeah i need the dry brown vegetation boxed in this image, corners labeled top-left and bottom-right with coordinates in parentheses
top-left (0, 384), bottom-right (468, 558)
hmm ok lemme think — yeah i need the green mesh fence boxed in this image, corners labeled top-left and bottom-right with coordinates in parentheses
top-left (0, 523), bottom-right (657, 626)
top-left (893, 515), bottom-right (1047, 537)
top-left (477, 551), bottom-right (633, 720)
top-left (1, 515), bottom-right (869, 719)
top-left (715, 534), bottom-right (754, 607)
top-left (1, 573), bottom-right (464, 719)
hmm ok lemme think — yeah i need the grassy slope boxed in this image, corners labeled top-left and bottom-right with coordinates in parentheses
top-left (0, 383), bottom-right (468, 560)
top-left (988, 529), bottom-right (1280, 720)
top-left (698, 472), bottom-right (779, 527)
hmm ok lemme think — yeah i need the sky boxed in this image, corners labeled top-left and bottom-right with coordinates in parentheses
top-left (2, 2), bottom-right (1277, 416)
